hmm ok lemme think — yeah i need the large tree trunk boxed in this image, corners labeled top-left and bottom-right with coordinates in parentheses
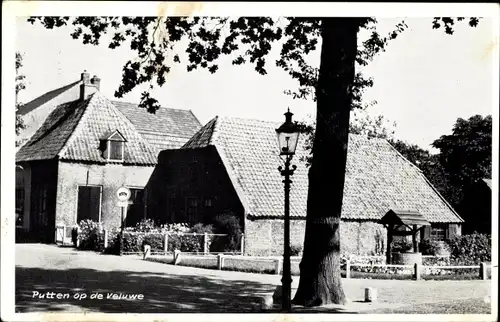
top-left (293, 18), bottom-right (359, 307)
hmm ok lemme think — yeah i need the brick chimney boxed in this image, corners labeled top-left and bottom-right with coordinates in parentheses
top-left (91, 75), bottom-right (101, 91)
top-left (80, 70), bottom-right (98, 101)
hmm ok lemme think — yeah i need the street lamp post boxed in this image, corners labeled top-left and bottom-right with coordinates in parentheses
top-left (275, 108), bottom-right (300, 313)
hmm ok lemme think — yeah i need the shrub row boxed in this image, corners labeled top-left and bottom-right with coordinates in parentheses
top-left (75, 216), bottom-right (244, 254)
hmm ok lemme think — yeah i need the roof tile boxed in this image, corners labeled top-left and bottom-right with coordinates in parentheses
top-left (183, 116), bottom-right (463, 223)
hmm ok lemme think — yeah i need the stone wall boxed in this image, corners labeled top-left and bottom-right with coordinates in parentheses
top-left (244, 218), bottom-right (388, 256)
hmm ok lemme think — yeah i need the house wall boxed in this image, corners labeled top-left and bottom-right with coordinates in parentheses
top-left (56, 161), bottom-right (155, 230)
top-left (244, 218), bottom-right (388, 256)
top-left (147, 146), bottom-right (245, 227)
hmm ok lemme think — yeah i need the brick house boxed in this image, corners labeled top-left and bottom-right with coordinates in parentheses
top-left (147, 116), bottom-right (464, 256)
top-left (15, 72), bottom-right (201, 242)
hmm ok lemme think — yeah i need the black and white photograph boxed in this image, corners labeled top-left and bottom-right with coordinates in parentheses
top-left (1, 2), bottom-right (498, 321)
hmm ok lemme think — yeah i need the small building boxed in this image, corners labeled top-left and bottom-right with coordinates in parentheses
top-left (15, 73), bottom-right (201, 242)
top-left (148, 116), bottom-right (464, 256)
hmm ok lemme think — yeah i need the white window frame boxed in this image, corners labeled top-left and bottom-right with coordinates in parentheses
top-left (75, 185), bottom-right (103, 224)
top-left (106, 140), bottom-right (124, 162)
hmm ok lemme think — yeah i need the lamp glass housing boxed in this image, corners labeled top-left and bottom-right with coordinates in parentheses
top-left (275, 109), bottom-right (300, 156)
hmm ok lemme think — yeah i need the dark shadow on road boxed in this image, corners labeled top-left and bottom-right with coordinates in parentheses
top-left (16, 265), bottom-right (356, 314)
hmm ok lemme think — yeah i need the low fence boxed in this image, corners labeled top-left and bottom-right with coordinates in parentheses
top-left (146, 250), bottom-right (491, 280)
top-left (101, 230), bottom-right (245, 255)
top-left (164, 251), bottom-right (301, 274)
top-left (345, 259), bottom-right (491, 280)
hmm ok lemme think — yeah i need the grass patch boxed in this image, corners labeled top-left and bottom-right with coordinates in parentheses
top-left (367, 297), bottom-right (491, 314)
top-left (422, 273), bottom-right (480, 280)
top-left (347, 271), bottom-right (412, 280)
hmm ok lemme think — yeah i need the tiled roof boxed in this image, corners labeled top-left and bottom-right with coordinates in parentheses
top-left (112, 100), bottom-right (201, 154)
top-left (17, 92), bottom-right (158, 165)
top-left (15, 98), bottom-right (89, 162)
top-left (183, 116), bottom-right (463, 223)
top-left (16, 80), bottom-right (84, 146)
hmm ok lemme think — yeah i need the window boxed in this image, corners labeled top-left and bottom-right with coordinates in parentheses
top-left (109, 141), bottom-right (123, 161)
top-left (77, 186), bottom-right (101, 223)
top-left (101, 130), bottom-right (126, 162)
top-left (204, 198), bottom-right (213, 207)
top-left (430, 224), bottom-right (447, 241)
top-left (126, 188), bottom-right (146, 227)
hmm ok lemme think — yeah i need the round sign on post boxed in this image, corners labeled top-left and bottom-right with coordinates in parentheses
top-left (116, 187), bottom-right (131, 207)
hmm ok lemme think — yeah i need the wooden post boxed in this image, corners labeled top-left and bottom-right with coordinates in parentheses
top-left (365, 287), bottom-right (377, 302)
top-left (346, 259), bottom-right (351, 279)
top-left (217, 253), bottom-right (224, 270)
top-left (240, 233), bottom-right (245, 255)
top-left (386, 224), bottom-right (393, 264)
top-left (104, 229), bottom-right (109, 249)
top-left (412, 225), bottom-right (418, 253)
top-left (143, 244), bottom-right (151, 260)
top-left (163, 233), bottom-right (169, 255)
top-left (173, 249), bottom-right (181, 265)
top-left (274, 259), bottom-right (282, 275)
top-left (480, 262), bottom-right (487, 280)
top-left (203, 232), bottom-right (208, 254)
top-left (414, 263), bottom-right (421, 280)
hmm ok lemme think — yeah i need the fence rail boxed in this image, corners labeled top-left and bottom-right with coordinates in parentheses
top-left (345, 259), bottom-right (490, 280)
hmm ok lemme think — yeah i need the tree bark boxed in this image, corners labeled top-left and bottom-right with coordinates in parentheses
top-left (293, 18), bottom-right (359, 307)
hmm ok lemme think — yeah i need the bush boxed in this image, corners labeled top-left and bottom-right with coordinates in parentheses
top-left (446, 233), bottom-right (491, 265)
top-left (168, 233), bottom-right (204, 252)
top-left (191, 223), bottom-right (214, 234)
top-left (122, 232), bottom-right (165, 253)
top-left (290, 245), bottom-right (303, 256)
top-left (391, 239), bottom-right (413, 253)
top-left (77, 219), bottom-right (102, 250)
top-left (210, 213), bottom-right (242, 252)
top-left (133, 218), bottom-right (157, 232)
top-left (419, 238), bottom-right (441, 255)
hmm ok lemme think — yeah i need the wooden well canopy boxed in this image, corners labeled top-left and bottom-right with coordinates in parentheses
top-left (379, 209), bottom-right (431, 264)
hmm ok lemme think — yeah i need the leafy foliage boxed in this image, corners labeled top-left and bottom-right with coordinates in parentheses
top-left (432, 17), bottom-right (480, 35)
top-left (419, 238), bottom-right (442, 256)
top-left (76, 219), bottom-right (102, 250)
top-left (446, 233), bottom-right (491, 265)
top-left (210, 212), bottom-right (242, 252)
top-left (290, 244), bottom-right (303, 256)
top-left (391, 239), bottom-right (413, 253)
top-left (15, 52), bottom-right (27, 143)
top-left (432, 115), bottom-right (492, 187)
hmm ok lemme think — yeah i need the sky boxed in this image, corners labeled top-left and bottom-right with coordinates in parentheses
top-left (14, 15), bottom-right (497, 151)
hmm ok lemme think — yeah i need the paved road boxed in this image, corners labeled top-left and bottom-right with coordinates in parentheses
top-left (15, 244), bottom-right (492, 314)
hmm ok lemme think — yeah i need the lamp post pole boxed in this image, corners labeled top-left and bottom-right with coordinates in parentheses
top-left (279, 155), bottom-right (296, 312)
top-left (275, 108), bottom-right (300, 313)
